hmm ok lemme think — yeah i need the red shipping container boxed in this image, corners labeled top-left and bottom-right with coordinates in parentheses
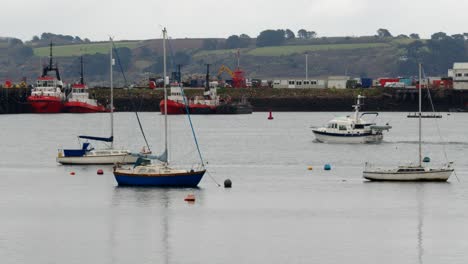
top-left (379, 78), bottom-right (400, 87)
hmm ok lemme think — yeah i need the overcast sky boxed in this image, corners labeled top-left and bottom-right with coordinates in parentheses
top-left (2, 0), bottom-right (466, 41)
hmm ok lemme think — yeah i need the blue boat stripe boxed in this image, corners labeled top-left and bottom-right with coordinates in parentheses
top-left (312, 130), bottom-right (373, 137)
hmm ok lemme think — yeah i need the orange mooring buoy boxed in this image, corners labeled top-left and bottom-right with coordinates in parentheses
top-left (97, 169), bottom-right (104, 175)
top-left (268, 110), bottom-right (274, 120)
top-left (184, 194), bottom-right (196, 202)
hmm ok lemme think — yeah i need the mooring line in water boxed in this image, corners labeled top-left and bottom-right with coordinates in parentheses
top-left (206, 170), bottom-right (221, 187)
top-left (453, 170), bottom-right (460, 182)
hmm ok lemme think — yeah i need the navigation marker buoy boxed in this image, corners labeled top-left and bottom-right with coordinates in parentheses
top-left (97, 169), bottom-right (104, 175)
top-left (268, 110), bottom-right (274, 120)
top-left (184, 194), bottom-right (196, 202)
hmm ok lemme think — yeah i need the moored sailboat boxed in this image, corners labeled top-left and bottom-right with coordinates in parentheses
top-left (363, 63), bottom-right (454, 181)
top-left (57, 38), bottom-right (136, 165)
top-left (113, 28), bottom-right (206, 187)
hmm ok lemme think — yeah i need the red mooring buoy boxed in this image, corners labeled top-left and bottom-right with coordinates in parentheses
top-left (184, 194), bottom-right (196, 202)
top-left (268, 110), bottom-right (274, 120)
top-left (97, 169), bottom-right (104, 175)
top-left (70, 172), bottom-right (75, 176)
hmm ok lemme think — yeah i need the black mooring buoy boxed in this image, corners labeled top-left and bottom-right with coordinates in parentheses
top-left (224, 179), bottom-right (232, 188)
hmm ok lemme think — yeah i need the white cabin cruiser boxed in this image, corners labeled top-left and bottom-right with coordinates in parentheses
top-left (312, 95), bottom-right (391, 143)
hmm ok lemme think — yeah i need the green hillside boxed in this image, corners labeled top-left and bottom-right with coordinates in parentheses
top-left (33, 41), bottom-right (142, 57)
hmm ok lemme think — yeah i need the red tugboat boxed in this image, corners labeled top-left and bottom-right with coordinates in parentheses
top-left (64, 57), bottom-right (109, 113)
top-left (160, 64), bottom-right (219, 115)
top-left (27, 42), bottom-right (66, 113)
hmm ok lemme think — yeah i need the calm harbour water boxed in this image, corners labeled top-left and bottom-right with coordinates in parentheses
top-left (0, 112), bottom-right (467, 264)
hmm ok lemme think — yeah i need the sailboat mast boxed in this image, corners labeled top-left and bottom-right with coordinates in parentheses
top-left (163, 28), bottom-right (168, 163)
top-left (80, 56), bottom-right (84, 85)
top-left (418, 63), bottom-right (422, 167)
top-left (110, 37), bottom-right (114, 149)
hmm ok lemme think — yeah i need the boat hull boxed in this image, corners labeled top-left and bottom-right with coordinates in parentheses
top-left (57, 154), bottom-right (137, 165)
top-left (312, 130), bottom-right (383, 143)
top-left (27, 96), bottom-right (64, 113)
top-left (113, 170), bottom-right (206, 187)
top-left (363, 169), bottom-right (453, 181)
top-left (160, 99), bottom-right (186, 115)
top-left (64, 101), bottom-right (108, 113)
top-left (190, 104), bottom-right (216, 114)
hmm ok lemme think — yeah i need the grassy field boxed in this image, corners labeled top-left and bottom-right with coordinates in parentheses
top-left (193, 48), bottom-right (241, 57)
top-left (33, 41), bottom-right (142, 57)
top-left (193, 43), bottom-right (393, 58)
top-left (247, 43), bottom-right (391, 56)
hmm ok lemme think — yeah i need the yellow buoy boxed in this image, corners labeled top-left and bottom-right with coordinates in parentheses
top-left (307, 166), bottom-right (313, 170)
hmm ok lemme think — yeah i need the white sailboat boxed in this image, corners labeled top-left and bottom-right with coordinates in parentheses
top-left (113, 28), bottom-right (206, 187)
top-left (363, 63), bottom-right (453, 181)
top-left (56, 38), bottom-right (137, 165)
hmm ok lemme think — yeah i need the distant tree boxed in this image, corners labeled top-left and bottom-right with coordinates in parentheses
top-left (377, 28), bottom-right (392, 38)
top-left (16, 46), bottom-right (33, 58)
top-left (78, 53), bottom-right (109, 76)
top-left (256, 29), bottom-right (286, 47)
top-left (238, 34), bottom-right (251, 47)
top-left (113, 47), bottom-right (132, 70)
top-left (297, 29), bottom-right (316, 39)
top-left (306, 31), bottom-right (317, 39)
top-left (226, 35), bottom-right (241, 49)
top-left (431, 32), bottom-right (448, 41)
top-left (409, 33), bottom-right (420, 39)
top-left (8, 38), bottom-right (23, 46)
top-left (139, 46), bottom-right (155, 57)
top-left (464, 33), bottom-right (468, 40)
top-left (451, 34), bottom-right (464, 40)
top-left (426, 33), bottom-right (466, 73)
top-left (74, 36), bottom-right (82, 43)
top-left (297, 29), bottom-right (307, 39)
top-left (285, 29), bottom-right (295, 40)
top-left (173, 51), bottom-right (191, 65)
top-left (202, 39), bottom-right (218, 50)
top-left (396, 34), bottom-right (409, 39)
top-left (144, 57), bottom-right (164, 74)
top-left (84, 38), bottom-right (91, 43)
top-left (32, 35), bottom-right (40, 42)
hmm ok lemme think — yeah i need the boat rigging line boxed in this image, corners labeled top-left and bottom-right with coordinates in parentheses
top-left (422, 66), bottom-right (459, 182)
top-left (110, 40), bottom-right (151, 153)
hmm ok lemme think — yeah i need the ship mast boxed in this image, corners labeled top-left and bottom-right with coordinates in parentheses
top-left (418, 63), bottom-right (422, 167)
top-left (163, 28), bottom-right (168, 165)
top-left (109, 37), bottom-right (114, 149)
top-left (80, 56), bottom-right (84, 85)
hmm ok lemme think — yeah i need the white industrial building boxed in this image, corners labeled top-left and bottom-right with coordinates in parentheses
top-left (449, 63), bottom-right (468, 90)
top-left (327, 76), bottom-right (350, 89)
top-left (272, 79), bottom-right (326, 89)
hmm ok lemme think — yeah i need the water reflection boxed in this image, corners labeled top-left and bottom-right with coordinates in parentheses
top-left (109, 187), bottom-right (204, 264)
top-left (110, 187), bottom-right (172, 264)
top-left (417, 185), bottom-right (424, 264)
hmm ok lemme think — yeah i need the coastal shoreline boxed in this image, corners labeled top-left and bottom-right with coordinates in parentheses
top-left (1, 87), bottom-right (466, 113)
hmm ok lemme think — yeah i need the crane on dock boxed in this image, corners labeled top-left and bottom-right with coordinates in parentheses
top-left (216, 49), bottom-right (246, 88)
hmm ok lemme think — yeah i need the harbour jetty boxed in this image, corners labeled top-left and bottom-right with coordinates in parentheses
top-left (0, 87), bottom-right (467, 114)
